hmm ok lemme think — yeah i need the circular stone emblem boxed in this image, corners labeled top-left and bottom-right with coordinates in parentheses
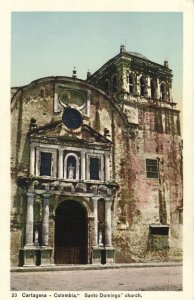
top-left (62, 108), bottom-right (82, 129)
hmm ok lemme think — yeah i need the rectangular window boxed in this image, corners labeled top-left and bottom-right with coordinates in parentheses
top-left (40, 152), bottom-right (52, 176)
top-left (150, 226), bottom-right (169, 236)
top-left (90, 157), bottom-right (100, 180)
top-left (149, 225), bottom-right (169, 250)
top-left (146, 159), bottom-right (158, 178)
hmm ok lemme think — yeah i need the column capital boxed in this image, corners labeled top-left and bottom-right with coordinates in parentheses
top-left (92, 196), bottom-right (100, 202)
top-left (42, 193), bottom-right (51, 206)
top-left (30, 143), bottom-right (36, 148)
top-left (58, 147), bottom-right (64, 152)
top-left (43, 192), bottom-right (51, 199)
top-left (81, 149), bottom-right (87, 155)
top-left (27, 191), bottom-right (36, 198)
top-left (104, 196), bottom-right (113, 203)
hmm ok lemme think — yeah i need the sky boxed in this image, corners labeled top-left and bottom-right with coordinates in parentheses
top-left (11, 12), bottom-right (183, 103)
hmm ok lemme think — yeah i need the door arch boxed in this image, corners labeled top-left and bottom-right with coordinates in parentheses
top-left (54, 200), bottom-right (87, 264)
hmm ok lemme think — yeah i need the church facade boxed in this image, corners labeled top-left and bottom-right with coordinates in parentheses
top-left (11, 46), bottom-right (183, 267)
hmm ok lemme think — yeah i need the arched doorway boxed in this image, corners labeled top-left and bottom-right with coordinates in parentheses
top-left (54, 200), bottom-right (87, 264)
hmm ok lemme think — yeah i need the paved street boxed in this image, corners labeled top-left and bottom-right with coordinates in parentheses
top-left (11, 265), bottom-right (182, 291)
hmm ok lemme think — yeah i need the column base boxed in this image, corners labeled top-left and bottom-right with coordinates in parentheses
top-left (92, 246), bottom-right (115, 264)
top-left (20, 247), bottom-right (40, 267)
top-left (105, 246), bottom-right (115, 264)
top-left (92, 247), bottom-right (103, 264)
top-left (40, 247), bottom-right (54, 266)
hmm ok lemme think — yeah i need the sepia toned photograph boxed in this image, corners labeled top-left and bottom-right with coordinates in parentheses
top-left (9, 11), bottom-right (184, 292)
top-left (2, 0), bottom-right (194, 296)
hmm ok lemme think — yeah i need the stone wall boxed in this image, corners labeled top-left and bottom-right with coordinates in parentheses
top-left (11, 76), bottom-right (182, 266)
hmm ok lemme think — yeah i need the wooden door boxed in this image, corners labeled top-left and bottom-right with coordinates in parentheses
top-left (54, 200), bottom-right (87, 264)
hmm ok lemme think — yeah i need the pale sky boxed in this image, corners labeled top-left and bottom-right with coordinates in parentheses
top-left (11, 12), bottom-right (183, 104)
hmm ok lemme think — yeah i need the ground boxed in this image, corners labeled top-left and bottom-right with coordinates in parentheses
top-left (11, 265), bottom-right (182, 291)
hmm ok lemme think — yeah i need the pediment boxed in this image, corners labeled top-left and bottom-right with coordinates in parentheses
top-left (29, 121), bottom-right (111, 145)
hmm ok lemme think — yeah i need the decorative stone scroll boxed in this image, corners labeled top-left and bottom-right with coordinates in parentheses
top-left (50, 181), bottom-right (59, 191)
top-left (54, 84), bottom-right (91, 117)
top-left (59, 182), bottom-right (75, 193)
top-left (90, 185), bottom-right (98, 195)
top-left (75, 182), bottom-right (87, 193)
top-left (98, 185), bottom-right (112, 196)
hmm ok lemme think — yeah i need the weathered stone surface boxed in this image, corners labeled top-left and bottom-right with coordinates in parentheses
top-left (11, 49), bottom-right (182, 266)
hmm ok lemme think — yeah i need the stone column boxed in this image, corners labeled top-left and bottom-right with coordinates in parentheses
top-left (35, 147), bottom-right (40, 176)
top-left (168, 82), bottom-right (172, 102)
top-left (157, 79), bottom-right (161, 100)
top-left (58, 148), bottom-right (64, 179)
top-left (92, 197), bottom-right (98, 246)
top-left (30, 145), bottom-right (35, 176)
top-left (147, 77), bottom-right (151, 97)
top-left (25, 191), bottom-right (35, 246)
top-left (121, 67), bottom-right (128, 92)
top-left (105, 154), bottom-right (110, 182)
top-left (42, 193), bottom-right (50, 246)
top-left (81, 152), bottom-right (86, 181)
top-left (136, 75), bottom-right (140, 95)
top-left (105, 197), bottom-right (112, 247)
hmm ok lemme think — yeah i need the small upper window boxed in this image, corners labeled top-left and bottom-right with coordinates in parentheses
top-left (150, 79), bottom-right (157, 99)
top-left (90, 157), bottom-right (100, 180)
top-left (140, 77), bottom-right (146, 96)
top-left (160, 83), bottom-right (167, 100)
top-left (146, 159), bottom-right (158, 178)
top-left (129, 74), bottom-right (134, 94)
top-left (40, 152), bottom-right (52, 176)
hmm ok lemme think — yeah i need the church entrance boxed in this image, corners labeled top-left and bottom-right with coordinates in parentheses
top-left (54, 200), bottom-right (87, 264)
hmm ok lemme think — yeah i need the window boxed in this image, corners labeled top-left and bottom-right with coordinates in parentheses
top-left (150, 79), bottom-right (157, 99)
top-left (90, 157), bottom-right (100, 180)
top-left (150, 225), bottom-right (169, 235)
top-left (146, 159), bottom-right (158, 178)
top-left (35, 148), bottom-right (57, 177)
top-left (140, 77), bottom-right (146, 96)
top-left (40, 152), bottom-right (52, 176)
top-left (129, 74), bottom-right (134, 94)
top-left (62, 108), bottom-right (82, 129)
top-left (149, 225), bottom-right (169, 250)
top-left (160, 83), bottom-right (166, 100)
top-left (86, 153), bottom-right (104, 181)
